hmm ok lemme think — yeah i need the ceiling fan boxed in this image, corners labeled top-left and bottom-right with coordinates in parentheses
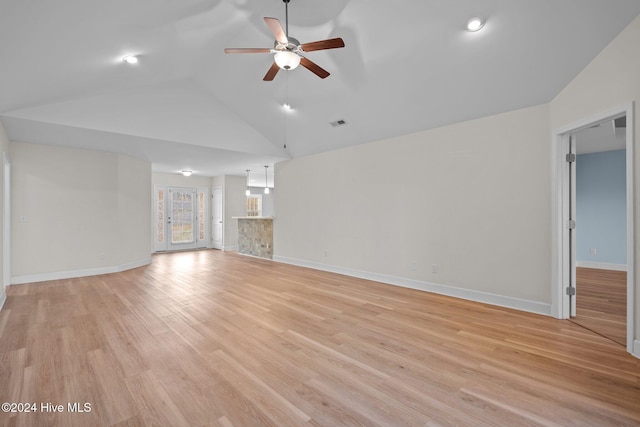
top-left (224, 0), bottom-right (345, 81)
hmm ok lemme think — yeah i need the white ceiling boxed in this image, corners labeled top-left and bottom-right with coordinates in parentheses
top-left (1, 0), bottom-right (639, 181)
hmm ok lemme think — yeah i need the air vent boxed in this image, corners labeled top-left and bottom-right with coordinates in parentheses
top-left (330, 119), bottom-right (347, 127)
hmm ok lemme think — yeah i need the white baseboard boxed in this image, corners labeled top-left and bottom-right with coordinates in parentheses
top-left (11, 257), bottom-right (152, 285)
top-left (222, 245), bottom-right (239, 252)
top-left (273, 256), bottom-right (551, 316)
top-left (0, 287), bottom-right (6, 311)
top-left (576, 261), bottom-right (627, 271)
top-left (633, 340), bottom-right (640, 360)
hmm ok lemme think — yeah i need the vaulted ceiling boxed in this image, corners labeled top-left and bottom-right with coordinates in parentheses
top-left (1, 0), bottom-right (639, 180)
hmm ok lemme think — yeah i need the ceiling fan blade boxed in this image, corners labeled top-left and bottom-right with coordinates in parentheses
top-left (224, 48), bottom-right (272, 54)
top-left (263, 62), bottom-right (280, 81)
top-left (300, 57), bottom-right (330, 79)
top-left (301, 38), bottom-right (345, 52)
top-left (264, 17), bottom-right (288, 44)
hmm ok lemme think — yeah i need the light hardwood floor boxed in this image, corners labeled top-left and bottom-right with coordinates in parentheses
top-left (573, 267), bottom-right (627, 347)
top-left (1, 250), bottom-right (639, 426)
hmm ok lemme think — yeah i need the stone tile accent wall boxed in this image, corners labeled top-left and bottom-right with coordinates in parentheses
top-left (237, 218), bottom-right (273, 259)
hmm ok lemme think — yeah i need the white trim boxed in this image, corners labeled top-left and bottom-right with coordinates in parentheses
top-left (575, 261), bottom-right (627, 271)
top-left (10, 257), bottom-right (152, 285)
top-left (0, 287), bottom-right (6, 311)
top-left (222, 245), bottom-right (239, 252)
top-left (551, 102), bottom-right (635, 355)
top-left (3, 152), bottom-right (10, 291)
top-left (274, 256), bottom-right (551, 316)
top-left (633, 339), bottom-right (640, 359)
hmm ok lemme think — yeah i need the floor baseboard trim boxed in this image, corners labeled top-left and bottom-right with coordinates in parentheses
top-left (11, 257), bottom-right (152, 285)
top-left (0, 287), bottom-right (6, 311)
top-left (273, 256), bottom-right (551, 317)
top-left (576, 261), bottom-right (627, 271)
top-left (633, 340), bottom-right (640, 359)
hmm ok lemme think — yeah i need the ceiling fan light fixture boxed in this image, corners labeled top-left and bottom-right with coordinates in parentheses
top-left (274, 50), bottom-right (300, 70)
top-left (466, 17), bottom-right (485, 32)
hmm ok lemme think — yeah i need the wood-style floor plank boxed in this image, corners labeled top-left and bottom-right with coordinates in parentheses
top-left (1, 250), bottom-right (639, 426)
top-left (573, 267), bottom-right (627, 346)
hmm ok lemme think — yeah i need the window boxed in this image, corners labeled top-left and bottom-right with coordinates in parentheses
top-left (247, 195), bottom-right (262, 216)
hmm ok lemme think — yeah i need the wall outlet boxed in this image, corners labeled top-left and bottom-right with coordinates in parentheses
top-left (99, 252), bottom-right (105, 260)
top-left (431, 264), bottom-right (438, 273)
top-left (590, 248), bottom-right (597, 255)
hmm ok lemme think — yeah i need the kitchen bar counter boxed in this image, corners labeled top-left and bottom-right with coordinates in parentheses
top-left (233, 217), bottom-right (273, 259)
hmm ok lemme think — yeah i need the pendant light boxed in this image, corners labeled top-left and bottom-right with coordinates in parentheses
top-left (264, 165), bottom-right (270, 194)
top-left (245, 170), bottom-right (251, 196)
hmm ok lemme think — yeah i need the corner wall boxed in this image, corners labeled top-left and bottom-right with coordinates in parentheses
top-left (275, 104), bottom-right (551, 314)
top-left (11, 142), bottom-right (151, 283)
top-left (211, 175), bottom-right (246, 251)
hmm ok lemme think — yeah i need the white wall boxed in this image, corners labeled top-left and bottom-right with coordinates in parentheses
top-left (550, 15), bottom-right (640, 350)
top-left (224, 175), bottom-right (247, 251)
top-left (275, 104), bottom-right (551, 313)
top-left (11, 142), bottom-right (151, 282)
top-left (118, 154), bottom-right (152, 266)
top-left (152, 172), bottom-right (212, 188)
top-left (211, 175), bottom-right (246, 251)
top-left (0, 121), bottom-right (9, 309)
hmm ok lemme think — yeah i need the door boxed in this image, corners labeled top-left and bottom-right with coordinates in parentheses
top-left (568, 134), bottom-right (577, 317)
top-left (212, 187), bottom-right (223, 249)
top-left (168, 187), bottom-right (197, 251)
top-left (154, 186), bottom-right (208, 252)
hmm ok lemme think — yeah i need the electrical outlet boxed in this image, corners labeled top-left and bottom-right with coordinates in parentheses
top-left (432, 264), bottom-right (438, 273)
top-left (590, 248), bottom-right (597, 255)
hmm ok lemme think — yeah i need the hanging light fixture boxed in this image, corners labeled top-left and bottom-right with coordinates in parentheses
top-left (245, 170), bottom-right (251, 196)
top-left (264, 165), bottom-right (270, 194)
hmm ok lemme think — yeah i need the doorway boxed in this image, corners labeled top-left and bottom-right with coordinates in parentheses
top-left (154, 186), bottom-right (209, 252)
top-left (211, 187), bottom-right (223, 249)
top-left (571, 120), bottom-right (627, 345)
top-left (552, 103), bottom-right (635, 354)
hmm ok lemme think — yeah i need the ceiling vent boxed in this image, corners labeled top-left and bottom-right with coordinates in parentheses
top-left (330, 119), bottom-right (347, 127)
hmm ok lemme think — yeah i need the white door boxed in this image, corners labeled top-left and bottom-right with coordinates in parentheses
top-left (212, 187), bottom-right (223, 249)
top-left (155, 186), bottom-right (207, 252)
top-left (568, 134), bottom-right (577, 317)
top-left (168, 188), bottom-right (197, 251)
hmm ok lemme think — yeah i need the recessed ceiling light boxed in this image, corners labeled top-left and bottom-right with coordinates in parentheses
top-left (181, 170), bottom-right (192, 177)
top-left (122, 55), bottom-right (139, 64)
top-left (283, 103), bottom-right (292, 111)
top-left (466, 17), bottom-right (485, 32)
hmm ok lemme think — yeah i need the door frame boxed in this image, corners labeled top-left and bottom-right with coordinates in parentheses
top-left (3, 152), bottom-right (10, 289)
top-left (154, 186), bottom-right (209, 252)
top-left (551, 102), bottom-right (635, 355)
